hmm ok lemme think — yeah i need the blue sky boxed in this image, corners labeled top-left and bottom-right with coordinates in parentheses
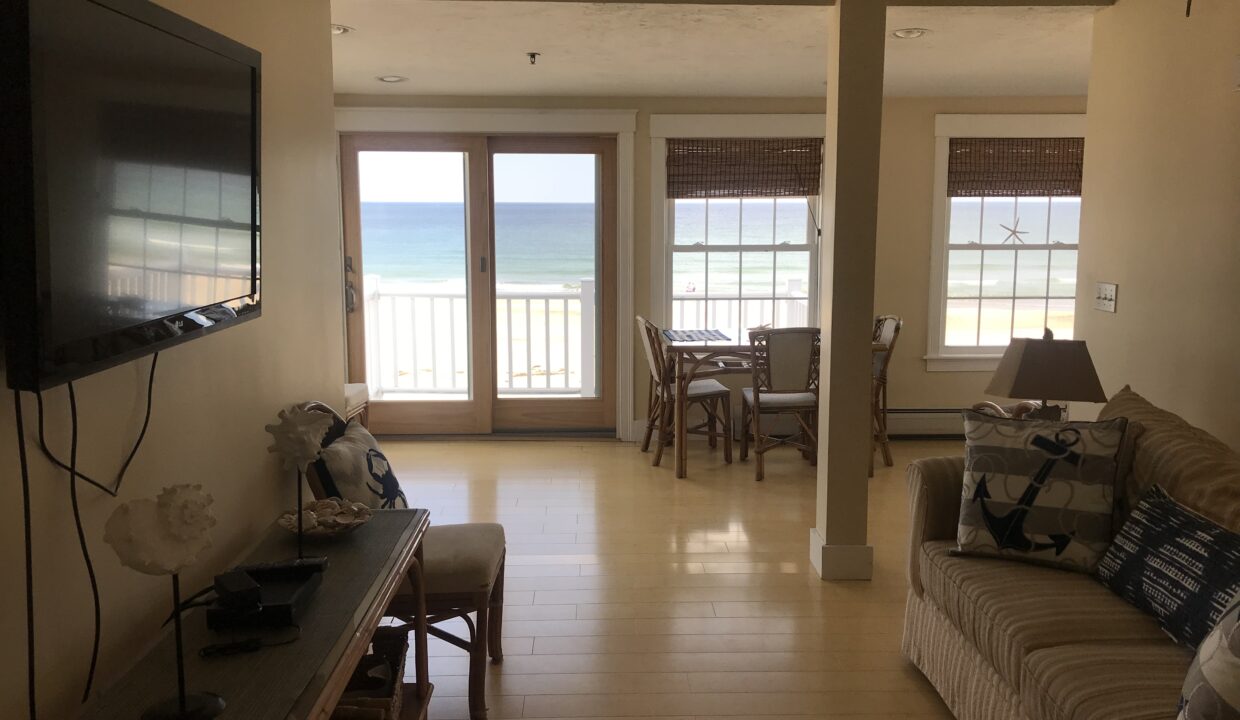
top-left (359, 151), bottom-right (596, 204)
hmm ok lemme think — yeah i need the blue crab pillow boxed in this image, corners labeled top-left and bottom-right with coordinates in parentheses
top-left (955, 410), bottom-right (1127, 572)
top-left (315, 420), bottom-right (408, 509)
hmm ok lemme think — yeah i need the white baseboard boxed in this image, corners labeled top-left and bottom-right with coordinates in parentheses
top-left (809, 528), bottom-right (874, 580)
top-left (633, 410), bottom-right (963, 442)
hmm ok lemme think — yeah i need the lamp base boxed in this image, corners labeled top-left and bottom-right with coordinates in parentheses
top-left (141, 692), bottom-right (226, 720)
top-left (1025, 403), bottom-right (1065, 422)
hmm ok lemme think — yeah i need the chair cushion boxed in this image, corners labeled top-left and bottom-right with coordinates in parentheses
top-left (683, 378), bottom-right (730, 399)
top-left (344, 383), bottom-right (369, 414)
top-left (741, 387), bottom-right (817, 409)
top-left (424, 523), bottom-right (506, 595)
top-left (658, 378), bottom-right (730, 399)
top-left (1021, 642), bottom-right (1190, 720)
top-left (919, 540), bottom-right (1168, 683)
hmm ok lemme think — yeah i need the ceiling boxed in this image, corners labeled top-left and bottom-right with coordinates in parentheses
top-left (330, 2), bottom-right (1095, 98)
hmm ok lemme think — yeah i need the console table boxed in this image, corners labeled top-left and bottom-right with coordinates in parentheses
top-left (81, 509), bottom-right (432, 720)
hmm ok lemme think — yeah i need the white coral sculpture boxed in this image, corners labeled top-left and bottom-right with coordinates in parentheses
top-left (104, 484), bottom-right (217, 575)
top-left (264, 407), bottom-right (333, 473)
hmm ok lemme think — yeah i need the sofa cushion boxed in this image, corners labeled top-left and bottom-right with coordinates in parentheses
top-left (1021, 642), bottom-right (1191, 720)
top-left (919, 540), bottom-right (1168, 682)
top-left (1097, 485), bottom-right (1240, 649)
top-left (1098, 386), bottom-right (1240, 534)
top-left (957, 410), bottom-right (1127, 572)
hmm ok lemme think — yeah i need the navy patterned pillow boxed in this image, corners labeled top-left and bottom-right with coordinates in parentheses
top-left (1096, 485), bottom-right (1240, 649)
top-left (314, 420), bottom-right (409, 510)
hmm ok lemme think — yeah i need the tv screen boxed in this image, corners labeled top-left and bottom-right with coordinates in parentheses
top-left (3, 0), bottom-right (261, 390)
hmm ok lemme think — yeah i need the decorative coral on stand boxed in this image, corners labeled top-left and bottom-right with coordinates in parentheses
top-left (265, 406), bottom-right (332, 559)
top-left (104, 485), bottom-right (225, 719)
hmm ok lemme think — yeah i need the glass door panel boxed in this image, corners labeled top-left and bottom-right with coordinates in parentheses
top-left (489, 137), bottom-right (615, 432)
top-left (340, 134), bottom-right (492, 435)
top-left (358, 151), bottom-right (470, 400)
top-left (492, 152), bottom-right (599, 398)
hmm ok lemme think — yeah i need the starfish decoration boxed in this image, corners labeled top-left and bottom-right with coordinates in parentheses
top-left (999, 216), bottom-right (1029, 245)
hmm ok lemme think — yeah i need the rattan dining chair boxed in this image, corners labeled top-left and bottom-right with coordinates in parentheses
top-left (740, 327), bottom-right (820, 481)
top-left (870, 315), bottom-right (903, 476)
top-left (636, 316), bottom-right (733, 467)
top-left (300, 402), bottom-right (505, 720)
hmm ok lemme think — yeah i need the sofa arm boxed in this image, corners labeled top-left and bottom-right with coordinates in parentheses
top-left (906, 456), bottom-right (965, 597)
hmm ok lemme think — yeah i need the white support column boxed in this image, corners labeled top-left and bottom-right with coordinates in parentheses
top-left (811, 0), bottom-right (888, 581)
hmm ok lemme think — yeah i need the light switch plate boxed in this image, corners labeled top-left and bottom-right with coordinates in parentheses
top-left (1094, 282), bottom-right (1117, 313)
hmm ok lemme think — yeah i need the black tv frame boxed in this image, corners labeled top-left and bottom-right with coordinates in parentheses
top-left (2, 0), bottom-right (262, 391)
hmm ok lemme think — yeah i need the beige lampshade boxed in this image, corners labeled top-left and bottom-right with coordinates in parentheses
top-left (985, 338), bottom-right (1107, 403)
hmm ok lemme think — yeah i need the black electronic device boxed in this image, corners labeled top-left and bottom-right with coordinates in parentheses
top-left (206, 566), bottom-right (322, 631)
top-left (3, 0), bottom-right (262, 391)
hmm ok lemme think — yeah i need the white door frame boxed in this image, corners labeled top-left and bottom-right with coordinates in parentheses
top-left (335, 107), bottom-right (638, 439)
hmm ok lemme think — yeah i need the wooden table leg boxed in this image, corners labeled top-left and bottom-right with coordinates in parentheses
top-left (675, 350), bottom-right (689, 479)
top-left (408, 546), bottom-right (430, 703)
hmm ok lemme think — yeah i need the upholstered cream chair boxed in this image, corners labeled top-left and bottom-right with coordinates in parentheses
top-left (301, 402), bottom-right (504, 720)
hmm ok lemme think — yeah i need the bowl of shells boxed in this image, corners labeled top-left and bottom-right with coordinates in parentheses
top-left (279, 498), bottom-right (373, 538)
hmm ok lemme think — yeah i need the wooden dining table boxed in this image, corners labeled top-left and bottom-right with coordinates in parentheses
top-left (663, 335), bottom-right (888, 479)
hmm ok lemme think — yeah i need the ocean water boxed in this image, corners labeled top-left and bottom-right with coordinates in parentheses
top-left (361, 201), bottom-right (812, 296)
top-left (361, 202), bottom-right (596, 288)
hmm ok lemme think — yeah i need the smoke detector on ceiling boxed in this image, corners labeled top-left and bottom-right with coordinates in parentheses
top-left (891, 28), bottom-right (930, 40)
top-left (331, 24), bottom-right (354, 36)
top-left (376, 75), bottom-right (408, 83)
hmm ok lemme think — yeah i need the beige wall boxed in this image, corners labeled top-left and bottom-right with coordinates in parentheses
top-left (1075, 0), bottom-right (1240, 447)
top-left (338, 93), bottom-right (1087, 424)
top-left (877, 95), bottom-right (1087, 411)
top-left (335, 94), bottom-right (824, 425)
top-left (0, 2), bottom-right (345, 717)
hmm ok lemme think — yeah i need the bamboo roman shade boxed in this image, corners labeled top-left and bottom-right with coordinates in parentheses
top-left (947, 137), bottom-right (1085, 197)
top-left (666, 138), bottom-right (823, 199)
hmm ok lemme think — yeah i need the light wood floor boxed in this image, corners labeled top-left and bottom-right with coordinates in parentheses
top-left (381, 437), bottom-right (961, 720)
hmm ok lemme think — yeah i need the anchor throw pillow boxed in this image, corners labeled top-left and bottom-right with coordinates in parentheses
top-left (955, 410), bottom-right (1128, 572)
top-left (1178, 593), bottom-right (1240, 720)
top-left (314, 420), bottom-right (409, 510)
top-left (1097, 485), bottom-right (1240, 649)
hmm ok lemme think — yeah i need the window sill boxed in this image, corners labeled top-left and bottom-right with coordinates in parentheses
top-left (924, 355), bottom-right (1001, 373)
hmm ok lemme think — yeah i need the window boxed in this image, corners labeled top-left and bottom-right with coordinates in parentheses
top-left (928, 117), bottom-right (1086, 369)
top-left (670, 197), bottom-right (816, 342)
top-left (664, 137), bottom-right (823, 343)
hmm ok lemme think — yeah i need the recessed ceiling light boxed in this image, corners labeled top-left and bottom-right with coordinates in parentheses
top-left (891, 27), bottom-right (931, 40)
top-left (331, 24), bottom-right (354, 36)
top-left (376, 75), bottom-right (408, 83)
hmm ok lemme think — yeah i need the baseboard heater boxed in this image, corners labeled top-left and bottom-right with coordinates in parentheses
top-left (887, 408), bottom-right (966, 440)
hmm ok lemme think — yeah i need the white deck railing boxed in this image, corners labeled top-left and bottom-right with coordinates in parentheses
top-left (364, 277), bottom-right (595, 398)
top-left (363, 277), bottom-right (811, 399)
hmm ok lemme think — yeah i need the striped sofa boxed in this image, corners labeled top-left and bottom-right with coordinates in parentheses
top-left (901, 387), bottom-right (1240, 720)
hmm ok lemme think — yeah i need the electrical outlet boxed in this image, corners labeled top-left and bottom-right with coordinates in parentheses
top-left (1094, 282), bottom-right (1117, 313)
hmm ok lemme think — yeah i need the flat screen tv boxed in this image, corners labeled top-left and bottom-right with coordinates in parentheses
top-left (2, 0), bottom-right (261, 391)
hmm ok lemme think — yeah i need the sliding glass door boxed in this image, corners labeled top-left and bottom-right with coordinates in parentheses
top-left (340, 134), bottom-right (614, 434)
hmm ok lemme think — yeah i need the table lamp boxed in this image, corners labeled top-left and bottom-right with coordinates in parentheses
top-left (984, 329), bottom-right (1107, 421)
